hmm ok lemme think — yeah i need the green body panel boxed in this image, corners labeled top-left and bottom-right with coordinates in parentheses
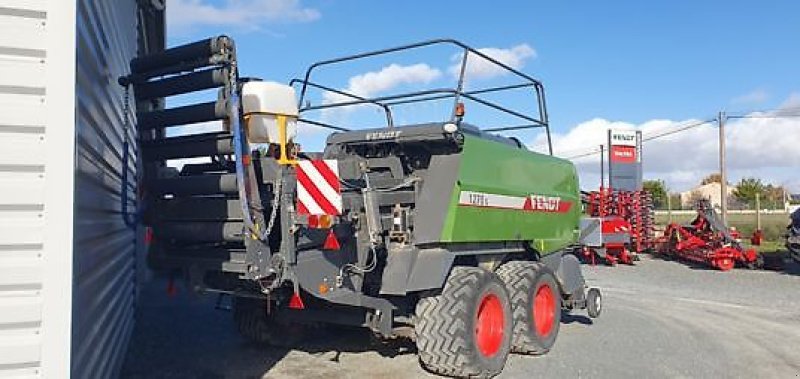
top-left (439, 135), bottom-right (581, 255)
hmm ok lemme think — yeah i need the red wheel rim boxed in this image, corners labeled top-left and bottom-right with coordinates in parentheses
top-left (533, 283), bottom-right (556, 337)
top-left (716, 258), bottom-right (734, 271)
top-left (475, 293), bottom-right (504, 357)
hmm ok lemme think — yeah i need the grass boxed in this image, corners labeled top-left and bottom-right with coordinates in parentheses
top-left (743, 240), bottom-right (785, 255)
top-left (655, 212), bottom-right (790, 244)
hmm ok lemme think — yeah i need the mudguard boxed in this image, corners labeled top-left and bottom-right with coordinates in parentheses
top-left (555, 254), bottom-right (586, 296)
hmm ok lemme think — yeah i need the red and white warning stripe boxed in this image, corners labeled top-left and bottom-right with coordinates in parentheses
top-left (296, 160), bottom-right (342, 216)
top-left (458, 190), bottom-right (572, 213)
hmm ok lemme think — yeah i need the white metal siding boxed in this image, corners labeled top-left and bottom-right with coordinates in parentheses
top-left (1, 0), bottom-right (152, 377)
top-left (0, 0), bottom-right (49, 377)
top-left (72, 0), bottom-right (141, 378)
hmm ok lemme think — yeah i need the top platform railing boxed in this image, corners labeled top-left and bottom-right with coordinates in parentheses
top-left (291, 39), bottom-right (553, 155)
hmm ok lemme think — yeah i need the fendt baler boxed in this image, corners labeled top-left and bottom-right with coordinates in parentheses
top-left (122, 37), bottom-right (600, 378)
top-left (788, 208), bottom-right (800, 263)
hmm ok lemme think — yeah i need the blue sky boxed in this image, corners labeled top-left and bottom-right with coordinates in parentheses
top-left (166, 1), bottom-right (800, 193)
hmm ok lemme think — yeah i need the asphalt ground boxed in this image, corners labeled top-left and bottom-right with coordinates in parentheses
top-left (121, 255), bottom-right (800, 378)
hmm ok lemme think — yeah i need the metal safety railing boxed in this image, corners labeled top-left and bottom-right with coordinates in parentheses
top-left (291, 39), bottom-right (553, 155)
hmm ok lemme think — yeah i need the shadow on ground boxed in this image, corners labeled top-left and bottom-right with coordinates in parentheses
top-left (641, 250), bottom-right (800, 276)
top-left (122, 277), bottom-right (596, 378)
top-left (120, 278), bottom-right (422, 379)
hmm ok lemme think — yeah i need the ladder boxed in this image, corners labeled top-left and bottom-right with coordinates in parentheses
top-left (122, 36), bottom-right (267, 279)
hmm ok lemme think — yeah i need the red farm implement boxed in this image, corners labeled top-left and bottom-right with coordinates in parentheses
top-left (578, 188), bottom-right (655, 266)
top-left (656, 199), bottom-right (761, 271)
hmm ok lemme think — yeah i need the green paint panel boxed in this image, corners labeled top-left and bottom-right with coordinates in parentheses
top-left (440, 135), bottom-right (581, 254)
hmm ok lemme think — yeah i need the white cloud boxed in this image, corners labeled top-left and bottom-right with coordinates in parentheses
top-left (532, 95), bottom-right (800, 192)
top-left (448, 44), bottom-right (536, 80)
top-left (322, 63), bottom-right (442, 105)
top-left (168, 0), bottom-right (320, 32)
top-left (731, 88), bottom-right (769, 105)
top-left (320, 63), bottom-right (442, 120)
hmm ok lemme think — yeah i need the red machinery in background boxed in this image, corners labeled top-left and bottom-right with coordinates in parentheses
top-left (656, 199), bottom-right (761, 271)
top-left (578, 188), bottom-right (655, 265)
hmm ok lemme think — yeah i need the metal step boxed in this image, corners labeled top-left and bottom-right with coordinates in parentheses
top-left (229, 251), bottom-right (247, 263)
top-left (221, 260), bottom-right (247, 274)
top-left (142, 132), bottom-right (233, 160)
top-left (223, 250), bottom-right (248, 274)
top-left (153, 173), bottom-right (237, 196)
top-left (138, 100), bottom-right (227, 130)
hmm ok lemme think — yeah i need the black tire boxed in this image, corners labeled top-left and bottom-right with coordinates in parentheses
top-left (232, 296), bottom-right (307, 347)
top-left (415, 267), bottom-right (513, 378)
top-left (586, 288), bottom-right (602, 318)
top-left (495, 261), bottom-right (561, 355)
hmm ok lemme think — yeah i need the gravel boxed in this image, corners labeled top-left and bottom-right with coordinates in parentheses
top-left (121, 256), bottom-right (800, 378)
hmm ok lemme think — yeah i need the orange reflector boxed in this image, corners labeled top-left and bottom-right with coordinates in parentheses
top-left (318, 283), bottom-right (329, 295)
top-left (144, 227), bottom-right (154, 246)
top-left (323, 229), bottom-right (340, 250)
top-left (306, 215), bottom-right (333, 229)
top-left (242, 154), bottom-right (251, 166)
top-left (318, 214), bottom-right (333, 229)
top-left (455, 102), bottom-right (465, 117)
top-left (288, 292), bottom-right (305, 310)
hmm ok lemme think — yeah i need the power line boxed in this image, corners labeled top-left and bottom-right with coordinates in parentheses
top-left (563, 148), bottom-right (603, 160)
top-left (641, 118), bottom-right (715, 142)
top-left (561, 117), bottom-right (714, 160)
top-left (728, 113), bottom-right (800, 119)
top-left (560, 109), bottom-right (800, 161)
top-left (726, 106), bottom-right (800, 118)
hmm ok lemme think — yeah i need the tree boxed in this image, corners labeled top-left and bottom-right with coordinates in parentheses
top-left (764, 184), bottom-right (788, 209)
top-left (701, 173), bottom-right (723, 185)
top-left (733, 177), bottom-right (765, 208)
top-left (686, 190), bottom-right (707, 208)
top-left (643, 179), bottom-right (668, 208)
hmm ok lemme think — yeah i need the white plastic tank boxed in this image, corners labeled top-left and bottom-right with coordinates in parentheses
top-left (241, 81), bottom-right (299, 143)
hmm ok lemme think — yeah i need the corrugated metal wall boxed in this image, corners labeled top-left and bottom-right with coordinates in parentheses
top-left (0, 0), bottom-right (50, 377)
top-left (0, 1), bottom-right (160, 376)
top-left (72, 0), bottom-right (141, 377)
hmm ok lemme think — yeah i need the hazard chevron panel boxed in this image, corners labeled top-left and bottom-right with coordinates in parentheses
top-left (295, 160), bottom-right (342, 216)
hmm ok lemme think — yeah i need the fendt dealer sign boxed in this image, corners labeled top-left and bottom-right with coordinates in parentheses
top-left (609, 130), bottom-right (638, 164)
top-left (608, 129), bottom-right (643, 191)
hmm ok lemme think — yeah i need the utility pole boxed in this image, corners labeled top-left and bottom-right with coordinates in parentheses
top-left (667, 192), bottom-right (672, 223)
top-left (756, 192), bottom-right (761, 230)
top-left (718, 111), bottom-right (728, 226)
top-left (599, 144), bottom-right (605, 189)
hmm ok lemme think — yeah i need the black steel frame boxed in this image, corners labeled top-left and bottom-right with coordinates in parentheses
top-left (291, 39), bottom-right (553, 155)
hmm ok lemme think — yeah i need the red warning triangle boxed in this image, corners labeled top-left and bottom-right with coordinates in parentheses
top-left (323, 229), bottom-right (341, 250)
top-left (523, 196), bottom-right (534, 211)
top-left (288, 292), bottom-right (305, 310)
top-left (144, 226), bottom-right (154, 246)
top-left (166, 276), bottom-right (177, 297)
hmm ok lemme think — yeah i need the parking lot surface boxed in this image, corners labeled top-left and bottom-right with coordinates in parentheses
top-left (122, 256), bottom-right (800, 378)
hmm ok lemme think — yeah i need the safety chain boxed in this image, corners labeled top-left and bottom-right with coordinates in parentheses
top-left (263, 174), bottom-right (281, 239)
top-left (254, 175), bottom-right (281, 287)
top-left (122, 85), bottom-right (131, 137)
